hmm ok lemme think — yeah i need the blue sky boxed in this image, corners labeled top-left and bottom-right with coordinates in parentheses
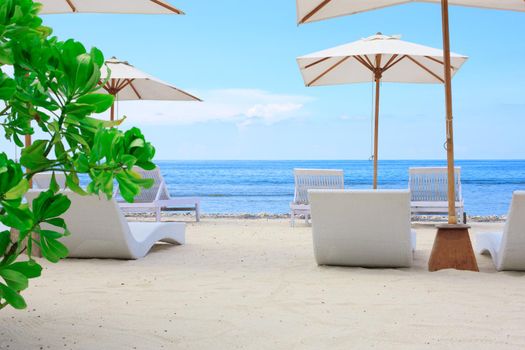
top-left (2, 1), bottom-right (524, 160)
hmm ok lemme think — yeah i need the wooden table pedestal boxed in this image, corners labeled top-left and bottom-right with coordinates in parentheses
top-left (428, 224), bottom-right (479, 272)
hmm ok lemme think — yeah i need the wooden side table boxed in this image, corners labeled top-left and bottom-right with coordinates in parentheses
top-left (428, 224), bottom-right (479, 272)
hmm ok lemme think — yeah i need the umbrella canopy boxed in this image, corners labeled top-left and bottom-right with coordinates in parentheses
top-left (297, 33), bottom-right (467, 189)
top-left (100, 58), bottom-right (201, 120)
top-left (297, 0), bottom-right (525, 24)
top-left (39, 0), bottom-right (184, 15)
top-left (298, 33), bottom-right (467, 86)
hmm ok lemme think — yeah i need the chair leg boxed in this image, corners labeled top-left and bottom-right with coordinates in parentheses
top-left (290, 211), bottom-right (295, 227)
top-left (456, 208), bottom-right (465, 224)
top-left (155, 207), bottom-right (161, 222)
top-left (195, 202), bottom-right (201, 222)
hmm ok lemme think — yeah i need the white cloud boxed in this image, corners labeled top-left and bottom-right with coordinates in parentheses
top-left (105, 88), bottom-right (314, 127)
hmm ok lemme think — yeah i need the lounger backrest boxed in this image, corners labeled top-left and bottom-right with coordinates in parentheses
top-left (409, 167), bottom-right (462, 202)
top-left (32, 172), bottom-right (67, 189)
top-left (25, 190), bottom-right (139, 259)
top-left (115, 166), bottom-right (170, 203)
top-left (133, 166), bottom-right (170, 202)
top-left (499, 191), bottom-right (525, 270)
top-left (293, 169), bottom-right (344, 205)
top-left (309, 189), bottom-right (413, 267)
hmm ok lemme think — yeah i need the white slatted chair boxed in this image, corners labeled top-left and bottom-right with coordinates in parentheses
top-left (409, 167), bottom-right (465, 223)
top-left (117, 167), bottom-right (201, 222)
top-left (290, 169), bottom-right (344, 226)
top-left (25, 190), bottom-right (185, 259)
top-left (309, 190), bottom-right (416, 267)
top-left (476, 191), bottom-right (525, 271)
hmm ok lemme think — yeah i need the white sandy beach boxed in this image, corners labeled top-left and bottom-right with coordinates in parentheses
top-left (1, 219), bottom-right (524, 350)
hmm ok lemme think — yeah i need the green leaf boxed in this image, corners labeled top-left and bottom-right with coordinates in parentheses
top-left (49, 172), bottom-right (59, 193)
top-left (73, 154), bottom-right (89, 173)
top-left (64, 103), bottom-right (96, 118)
top-left (39, 235), bottom-right (68, 263)
top-left (90, 47), bottom-right (104, 67)
top-left (41, 194), bottom-right (71, 220)
top-left (129, 138), bottom-right (145, 149)
top-left (0, 47), bottom-right (14, 66)
top-left (20, 140), bottom-right (52, 170)
top-left (0, 73), bottom-right (16, 99)
top-left (115, 173), bottom-right (140, 203)
top-left (121, 155), bottom-right (137, 169)
top-left (44, 218), bottom-right (66, 229)
top-left (4, 178), bottom-right (29, 201)
top-left (76, 94), bottom-right (114, 113)
top-left (65, 173), bottom-right (88, 196)
top-left (0, 269), bottom-right (28, 291)
top-left (0, 204), bottom-right (34, 231)
top-left (39, 229), bottom-right (63, 240)
top-left (0, 283), bottom-right (26, 310)
top-left (0, 230), bottom-right (11, 256)
top-left (8, 261), bottom-right (42, 279)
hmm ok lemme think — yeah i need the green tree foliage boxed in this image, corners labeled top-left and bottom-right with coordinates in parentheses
top-left (0, 0), bottom-right (156, 310)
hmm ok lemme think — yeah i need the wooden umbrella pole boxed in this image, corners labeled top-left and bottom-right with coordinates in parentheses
top-left (110, 102), bottom-right (115, 122)
top-left (373, 76), bottom-right (380, 190)
top-left (373, 54), bottom-right (382, 190)
top-left (440, 0), bottom-right (457, 225)
top-left (427, 0), bottom-right (478, 272)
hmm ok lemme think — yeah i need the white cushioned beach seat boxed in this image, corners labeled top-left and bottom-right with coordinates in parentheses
top-left (32, 172), bottom-right (66, 189)
top-left (26, 190), bottom-right (185, 260)
top-left (309, 189), bottom-right (416, 267)
top-left (476, 191), bottom-right (525, 271)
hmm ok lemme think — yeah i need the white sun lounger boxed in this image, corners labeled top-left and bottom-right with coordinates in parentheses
top-left (117, 166), bottom-right (201, 222)
top-left (32, 172), bottom-right (66, 189)
top-left (26, 190), bottom-right (185, 259)
top-left (409, 167), bottom-right (465, 223)
top-left (309, 189), bottom-right (416, 267)
top-left (476, 191), bottom-right (525, 271)
top-left (290, 168), bottom-right (344, 226)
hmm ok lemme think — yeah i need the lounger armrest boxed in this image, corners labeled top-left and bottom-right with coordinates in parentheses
top-left (155, 198), bottom-right (200, 208)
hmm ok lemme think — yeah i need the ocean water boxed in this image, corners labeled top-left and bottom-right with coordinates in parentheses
top-left (155, 160), bottom-right (525, 216)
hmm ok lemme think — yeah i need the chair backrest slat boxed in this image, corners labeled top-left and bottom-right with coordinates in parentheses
top-left (293, 169), bottom-right (344, 205)
top-left (409, 167), bottom-right (462, 202)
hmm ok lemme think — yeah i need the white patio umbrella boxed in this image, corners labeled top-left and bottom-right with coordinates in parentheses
top-left (39, 0), bottom-right (184, 14)
top-left (297, 0), bottom-right (524, 24)
top-left (296, 0), bottom-right (524, 225)
top-left (100, 58), bottom-right (201, 121)
top-left (24, 0), bottom-right (185, 149)
top-left (297, 33), bottom-right (467, 189)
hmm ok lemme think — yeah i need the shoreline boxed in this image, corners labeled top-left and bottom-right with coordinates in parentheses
top-left (125, 212), bottom-right (507, 223)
